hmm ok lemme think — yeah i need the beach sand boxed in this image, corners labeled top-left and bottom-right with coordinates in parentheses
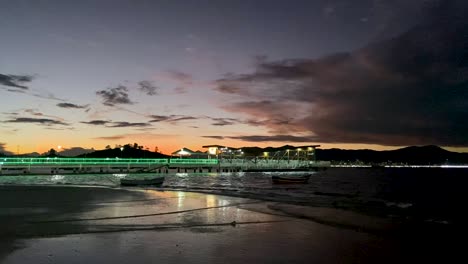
top-left (0, 185), bottom-right (461, 263)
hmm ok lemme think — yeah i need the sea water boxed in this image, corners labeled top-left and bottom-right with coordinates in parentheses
top-left (0, 168), bottom-right (464, 225)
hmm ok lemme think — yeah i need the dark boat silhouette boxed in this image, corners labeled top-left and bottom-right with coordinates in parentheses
top-left (272, 174), bottom-right (311, 184)
top-left (120, 176), bottom-right (165, 186)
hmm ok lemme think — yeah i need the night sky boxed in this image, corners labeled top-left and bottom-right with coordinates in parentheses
top-left (1, 0), bottom-right (467, 155)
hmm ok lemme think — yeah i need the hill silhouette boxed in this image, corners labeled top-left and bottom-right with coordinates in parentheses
top-left (240, 145), bottom-right (468, 164)
top-left (316, 145), bottom-right (468, 164)
top-left (2, 144), bottom-right (467, 164)
top-left (77, 144), bottom-right (169, 158)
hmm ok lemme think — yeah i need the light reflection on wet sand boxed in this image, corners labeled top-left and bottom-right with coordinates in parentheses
top-left (0, 186), bottom-right (461, 264)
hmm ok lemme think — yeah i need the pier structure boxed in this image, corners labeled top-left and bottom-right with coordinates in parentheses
top-left (0, 157), bottom-right (329, 175)
top-left (203, 144), bottom-right (329, 171)
top-left (0, 145), bottom-right (330, 175)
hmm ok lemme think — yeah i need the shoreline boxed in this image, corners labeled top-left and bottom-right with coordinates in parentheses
top-left (0, 185), bottom-right (461, 263)
top-left (0, 183), bottom-right (453, 231)
top-left (0, 181), bottom-right (455, 227)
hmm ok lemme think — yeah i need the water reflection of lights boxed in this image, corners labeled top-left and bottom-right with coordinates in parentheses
top-left (51, 174), bottom-right (64, 181)
top-left (219, 200), bottom-right (229, 207)
top-left (206, 195), bottom-right (217, 222)
top-left (112, 174), bottom-right (128, 178)
top-left (177, 191), bottom-right (186, 210)
top-left (206, 195), bottom-right (216, 207)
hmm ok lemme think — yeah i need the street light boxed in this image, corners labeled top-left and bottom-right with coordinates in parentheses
top-left (120, 147), bottom-right (124, 158)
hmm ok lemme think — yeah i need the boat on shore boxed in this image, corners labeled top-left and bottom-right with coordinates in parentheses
top-left (271, 174), bottom-right (311, 184)
top-left (120, 176), bottom-right (165, 186)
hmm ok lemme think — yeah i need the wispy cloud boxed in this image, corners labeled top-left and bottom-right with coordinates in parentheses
top-left (81, 120), bottom-right (109, 125)
top-left (32, 91), bottom-right (66, 102)
top-left (151, 70), bottom-right (197, 94)
top-left (57, 103), bottom-right (88, 109)
top-left (24, 109), bottom-right (43, 116)
top-left (201, 135), bottom-right (315, 142)
top-left (206, 117), bottom-right (242, 126)
top-left (202, 136), bottom-right (225, 140)
top-left (166, 70), bottom-right (193, 84)
top-left (0, 74), bottom-right (67, 102)
top-left (148, 114), bottom-right (198, 123)
top-left (96, 85), bottom-right (134, 106)
top-left (170, 116), bottom-right (198, 122)
top-left (81, 120), bottom-right (151, 128)
top-left (108, 122), bottom-right (151, 128)
top-left (228, 135), bottom-right (316, 143)
top-left (4, 89), bottom-right (27, 94)
top-left (0, 73), bottom-right (34, 90)
top-left (5, 117), bottom-right (69, 126)
top-left (138, 80), bottom-right (159, 96)
top-left (147, 114), bottom-right (242, 126)
top-left (18, 108), bottom-right (67, 122)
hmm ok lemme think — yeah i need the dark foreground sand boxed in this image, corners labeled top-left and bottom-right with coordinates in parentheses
top-left (0, 185), bottom-right (461, 264)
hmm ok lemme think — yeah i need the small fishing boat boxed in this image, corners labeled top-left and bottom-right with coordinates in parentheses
top-left (272, 174), bottom-right (311, 184)
top-left (120, 176), bottom-right (165, 186)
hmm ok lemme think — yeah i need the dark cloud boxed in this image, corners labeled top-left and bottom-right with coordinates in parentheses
top-left (202, 134), bottom-right (314, 142)
top-left (215, 84), bottom-right (243, 95)
top-left (170, 116), bottom-right (198, 122)
top-left (146, 114), bottom-right (247, 127)
top-left (0, 73), bottom-right (34, 89)
top-left (81, 120), bottom-right (109, 125)
top-left (108, 122), bottom-right (151, 128)
top-left (208, 117), bottom-right (241, 126)
top-left (148, 114), bottom-right (198, 123)
top-left (0, 78), bottom-right (67, 101)
top-left (4, 89), bottom-right (27, 94)
top-left (57, 103), bottom-right (87, 109)
top-left (148, 115), bottom-right (172, 122)
top-left (5, 117), bottom-right (68, 126)
top-left (202, 136), bottom-right (225, 140)
top-left (215, 1), bottom-right (468, 147)
top-left (81, 120), bottom-right (151, 128)
top-left (0, 142), bottom-right (15, 155)
top-left (96, 85), bottom-right (133, 106)
top-left (138, 81), bottom-right (159, 96)
top-left (227, 135), bottom-right (316, 143)
top-left (147, 115), bottom-right (241, 126)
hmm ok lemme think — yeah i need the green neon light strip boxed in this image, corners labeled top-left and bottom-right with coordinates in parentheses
top-left (0, 158), bottom-right (219, 166)
top-left (169, 159), bottom-right (218, 164)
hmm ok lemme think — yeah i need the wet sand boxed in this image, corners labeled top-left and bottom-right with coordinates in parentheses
top-left (0, 185), bottom-right (461, 263)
